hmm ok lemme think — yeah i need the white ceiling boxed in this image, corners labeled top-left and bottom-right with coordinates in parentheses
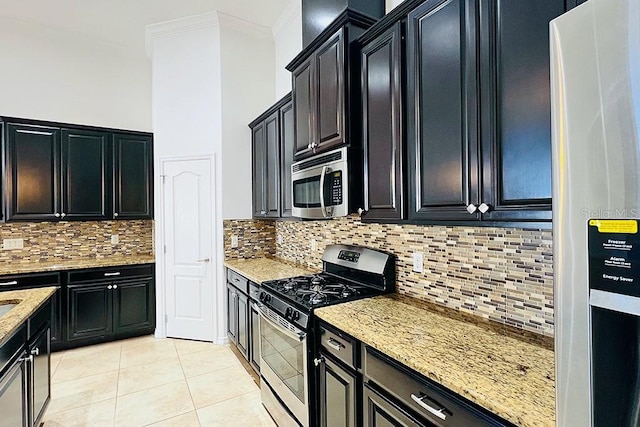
top-left (0, 0), bottom-right (292, 56)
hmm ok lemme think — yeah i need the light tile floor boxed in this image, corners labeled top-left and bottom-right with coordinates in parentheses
top-left (42, 336), bottom-right (277, 427)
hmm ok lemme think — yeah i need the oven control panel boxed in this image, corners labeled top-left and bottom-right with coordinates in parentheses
top-left (338, 250), bottom-right (361, 263)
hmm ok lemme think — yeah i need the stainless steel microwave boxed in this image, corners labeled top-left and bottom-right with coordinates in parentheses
top-left (291, 147), bottom-right (349, 219)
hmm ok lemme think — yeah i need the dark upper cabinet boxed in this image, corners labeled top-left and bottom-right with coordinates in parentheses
top-left (250, 93), bottom-right (294, 220)
top-left (478, 0), bottom-right (562, 222)
top-left (288, 11), bottom-right (376, 160)
top-left (361, 22), bottom-right (405, 221)
top-left (5, 123), bottom-right (60, 221)
top-left (113, 133), bottom-right (153, 219)
top-left (407, 0), bottom-right (481, 222)
top-left (3, 118), bottom-right (153, 222)
top-left (252, 111), bottom-right (280, 218)
top-left (292, 29), bottom-right (347, 159)
top-left (401, 0), bottom-right (563, 224)
top-left (280, 100), bottom-right (295, 218)
top-left (61, 129), bottom-right (110, 220)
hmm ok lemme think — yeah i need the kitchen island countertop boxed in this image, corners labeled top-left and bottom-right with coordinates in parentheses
top-left (315, 294), bottom-right (555, 427)
top-left (0, 287), bottom-right (57, 346)
top-left (224, 257), bottom-right (314, 283)
top-left (0, 255), bottom-right (155, 276)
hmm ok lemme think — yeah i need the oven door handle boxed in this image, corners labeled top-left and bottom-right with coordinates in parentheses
top-left (319, 165), bottom-right (328, 218)
top-left (253, 302), bottom-right (307, 342)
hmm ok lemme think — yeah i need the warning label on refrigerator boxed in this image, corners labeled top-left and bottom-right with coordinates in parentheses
top-left (589, 219), bottom-right (640, 296)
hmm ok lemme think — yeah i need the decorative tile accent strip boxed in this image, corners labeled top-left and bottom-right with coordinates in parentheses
top-left (0, 220), bottom-right (153, 265)
top-left (274, 216), bottom-right (554, 337)
top-left (223, 220), bottom-right (276, 260)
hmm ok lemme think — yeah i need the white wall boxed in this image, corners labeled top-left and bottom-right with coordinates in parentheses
top-left (0, 15), bottom-right (151, 131)
top-left (272, 0), bottom-right (302, 99)
top-left (219, 14), bottom-right (275, 220)
top-left (386, 0), bottom-right (406, 13)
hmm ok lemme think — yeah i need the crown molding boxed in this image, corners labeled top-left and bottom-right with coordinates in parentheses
top-left (145, 11), bottom-right (220, 58)
top-left (272, 0), bottom-right (301, 40)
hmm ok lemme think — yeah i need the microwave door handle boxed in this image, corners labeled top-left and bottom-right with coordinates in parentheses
top-left (319, 165), bottom-right (328, 218)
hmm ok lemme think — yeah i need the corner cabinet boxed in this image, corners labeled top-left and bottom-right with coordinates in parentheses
top-left (2, 117), bottom-right (153, 222)
top-left (406, 0), bottom-right (563, 224)
top-left (250, 93), bottom-right (294, 219)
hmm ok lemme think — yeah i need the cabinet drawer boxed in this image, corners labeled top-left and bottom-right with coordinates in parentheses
top-left (66, 264), bottom-right (153, 284)
top-left (364, 346), bottom-right (512, 427)
top-left (0, 273), bottom-right (59, 289)
top-left (319, 323), bottom-right (357, 370)
top-left (227, 269), bottom-right (248, 294)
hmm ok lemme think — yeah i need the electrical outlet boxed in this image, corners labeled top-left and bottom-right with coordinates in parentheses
top-left (412, 252), bottom-right (424, 273)
top-left (277, 235), bottom-right (283, 245)
top-left (111, 234), bottom-right (119, 245)
top-left (231, 235), bottom-right (239, 248)
top-left (2, 238), bottom-right (24, 250)
top-left (310, 239), bottom-right (317, 251)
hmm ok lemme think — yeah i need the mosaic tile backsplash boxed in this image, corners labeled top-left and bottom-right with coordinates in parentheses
top-left (223, 219), bottom-right (275, 260)
top-left (224, 216), bottom-right (554, 337)
top-left (0, 220), bottom-right (153, 265)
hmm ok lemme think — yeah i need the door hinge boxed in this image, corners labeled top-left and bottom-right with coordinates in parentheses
top-left (164, 245), bottom-right (167, 254)
top-left (165, 314), bottom-right (169, 323)
top-left (160, 174), bottom-right (166, 184)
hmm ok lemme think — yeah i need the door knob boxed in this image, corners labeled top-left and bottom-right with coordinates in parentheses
top-left (197, 258), bottom-right (211, 263)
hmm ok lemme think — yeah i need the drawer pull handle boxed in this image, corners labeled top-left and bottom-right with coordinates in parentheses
top-left (411, 393), bottom-right (447, 420)
top-left (0, 280), bottom-right (18, 286)
top-left (326, 338), bottom-right (344, 351)
top-left (104, 272), bottom-right (121, 277)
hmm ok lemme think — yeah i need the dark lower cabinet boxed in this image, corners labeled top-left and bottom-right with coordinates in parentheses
top-left (249, 299), bottom-right (261, 372)
top-left (68, 283), bottom-right (113, 341)
top-left (226, 269), bottom-right (249, 360)
top-left (65, 264), bottom-right (155, 347)
top-left (318, 352), bottom-right (358, 427)
top-left (363, 384), bottom-right (420, 427)
top-left (0, 298), bottom-right (53, 427)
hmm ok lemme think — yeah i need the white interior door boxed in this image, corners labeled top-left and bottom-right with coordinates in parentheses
top-left (162, 158), bottom-right (214, 341)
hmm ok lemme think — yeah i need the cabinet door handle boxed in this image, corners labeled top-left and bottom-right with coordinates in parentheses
top-left (104, 272), bottom-right (121, 277)
top-left (114, 212), bottom-right (119, 218)
top-left (326, 338), bottom-right (344, 351)
top-left (54, 213), bottom-right (61, 218)
top-left (411, 393), bottom-right (447, 420)
top-left (31, 348), bottom-right (40, 356)
top-left (313, 357), bottom-right (324, 367)
top-left (357, 208), bottom-right (367, 216)
top-left (60, 212), bottom-right (66, 218)
top-left (19, 355), bottom-right (34, 364)
top-left (113, 285), bottom-right (118, 290)
top-left (260, 210), bottom-right (267, 215)
top-left (107, 285), bottom-right (113, 290)
top-left (478, 203), bottom-right (490, 213)
top-left (0, 280), bottom-right (18, 287)
top-left (466, 204), bottom-right (477, 214)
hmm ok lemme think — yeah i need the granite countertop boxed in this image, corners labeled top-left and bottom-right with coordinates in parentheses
top-left (0, 287), bottom-right (58, 346)
top-left (224, 258), bottom-right (314, 283)
top-left (0, 255), bottom-right (156, 276)
top-left (315, 294), bottom-right (555, 427)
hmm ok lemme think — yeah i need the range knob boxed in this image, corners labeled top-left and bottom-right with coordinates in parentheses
top-left (259, 292), bottom-right (265, 302)
top-left (285, 307), bottom-right (293, 318)
top-left (291, 311), bottom-right (300, 321)
top-left (264, 294), bottom-right (271, 303)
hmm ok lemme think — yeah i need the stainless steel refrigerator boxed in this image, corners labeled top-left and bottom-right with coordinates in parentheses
top-left (551, 0), bottom-right (640, 425)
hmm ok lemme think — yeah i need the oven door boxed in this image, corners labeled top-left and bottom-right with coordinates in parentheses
top-left (255, 303), bottom-right (309, 427)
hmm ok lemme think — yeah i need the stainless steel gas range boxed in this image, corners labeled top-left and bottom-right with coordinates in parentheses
top-left (253, 244), bottom-right (395, 427)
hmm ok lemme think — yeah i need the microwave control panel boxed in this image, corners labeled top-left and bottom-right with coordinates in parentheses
top-left (329, 171), bottom-right (343, 206)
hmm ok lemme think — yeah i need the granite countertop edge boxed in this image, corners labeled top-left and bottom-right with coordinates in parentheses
top-left (314, 294), bottom-right (556, 427)
top-left (0, 255), bottom-right (156, 276)
top-left (224, 257), bottom-right (315, 284)
top-left (0, 287), bottom-right (58, 346)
